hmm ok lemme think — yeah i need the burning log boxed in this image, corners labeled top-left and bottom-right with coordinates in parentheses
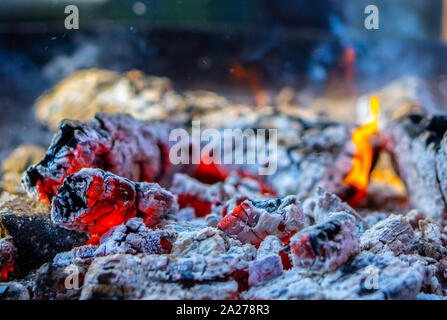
top-left (384, 114), bottom-right (447, 220)
top-left (51, 168), bottom-right (178, 237)
top-left (23, 113), bottom-right (183, 203)
top-left (290, 212), bottom-right (359, 273)
top-left (0, 196), bottom-right (88, 276)
top-left (218, 196), bottom-right (304, 246)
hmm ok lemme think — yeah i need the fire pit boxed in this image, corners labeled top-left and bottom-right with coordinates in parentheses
top-left (0, 0), bottom-right (447, 301)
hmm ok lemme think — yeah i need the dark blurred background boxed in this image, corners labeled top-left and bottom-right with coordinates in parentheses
top-left (0, 0), bottom-right (446, 160)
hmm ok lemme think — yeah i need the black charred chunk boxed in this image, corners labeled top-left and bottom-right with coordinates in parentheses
top-left (0, 197), bottom-right (88, 277)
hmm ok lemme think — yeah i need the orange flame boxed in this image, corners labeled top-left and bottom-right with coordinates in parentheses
top-left (344, 96), bottom-right (379, 202)
top-left (231, 62), bottom-right (269, 107)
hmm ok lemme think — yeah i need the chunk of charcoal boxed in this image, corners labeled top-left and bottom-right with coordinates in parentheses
top-left (171, 227), bottom-right (256, 261)
top-left (0, 281), bottom-right (30, 300)
top-left (80, 253), bottom-right (240, 300)
top-left (170, 173), bottom-right (226, 217)
top-left (303, 187), bottom-right (367, 232)
top-left (413, 238), bottom-right (447, 261)
top-left (218, 196), bottom-right (304, 246)
top-left (222, 172), bottom-right (267, 199)
top-left (418, 219), bottom-right (443, 245)
top-left (384, 114), bottom-right (447, 220)
top-left (0, 197), bottom-right (88, 276)
top-left (360, 214), bottom-right (415, 255)
top-left (437, 259), bottom-right (447, 288)
top-left (257, 235), bottom-right (284, 259)
top-left (170, 171), bottom-right (272, 218)
top-left (171, 227), bottom-right (232, 257)
top-left (0, 237), bottom-right (16, 281)
top-left (264, 120), bottom-right (355, 199)
top-left (321, 251), bottom-right (424, 300)
top-left (242, 272), bottom-right (324, 300)
top-left (256, 235), bottom-right (292, 270)
top-left (248, 255), bottom-right (283, 287)
top-left (290, 212), bottom-right (359, 273)
top-left (23, 113), bottom-right (184, 203)
top-left (51, 168), bottom-right (178, 236)
top-left (94, 217), bottom-right (172, 256)
top-left (33, 257), bottom-right (89, 300)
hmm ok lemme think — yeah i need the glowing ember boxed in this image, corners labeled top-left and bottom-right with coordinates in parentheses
top-left (343, 96), bottom-right (380, 203)
top-left (51, 168), bottom-right (178, 237)
top-left (0, 238), bottom-right (16, 281)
